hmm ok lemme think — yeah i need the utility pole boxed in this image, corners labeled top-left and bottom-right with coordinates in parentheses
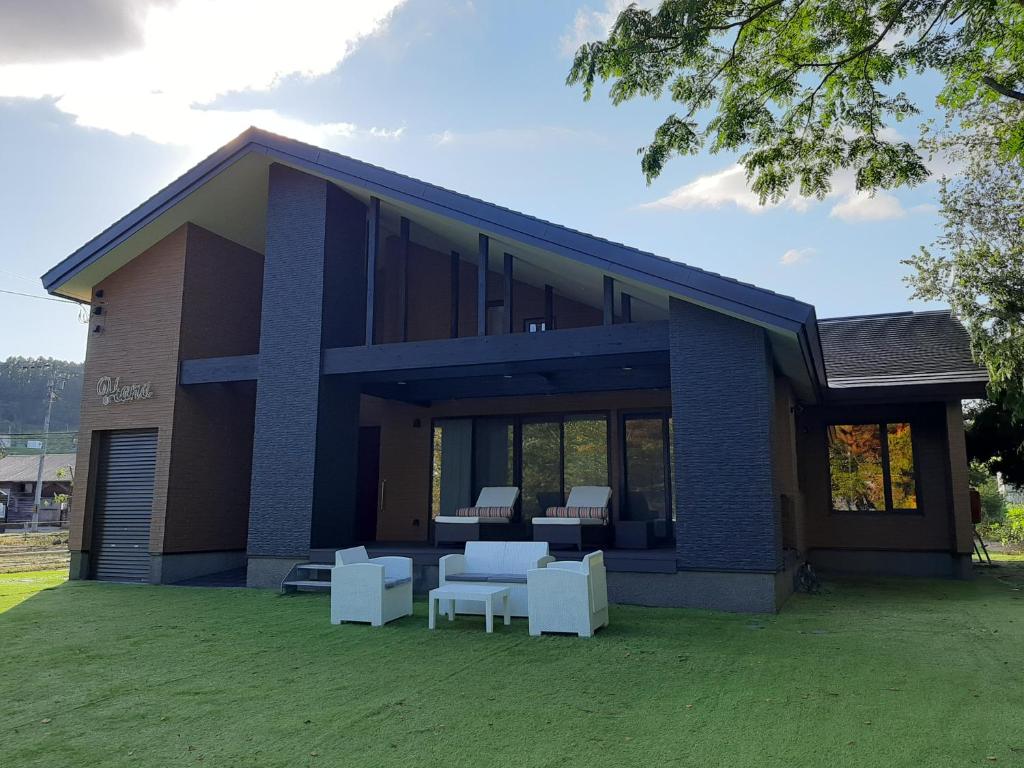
top-left (26, 364), bottom-right (64, 532)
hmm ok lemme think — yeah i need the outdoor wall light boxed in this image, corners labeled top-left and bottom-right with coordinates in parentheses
top-left (502, 374), bottom-right (513, 379)
top-left (94, 289), bottom-right (104, 298)
top-left (92, 324), bottom-right (103, 334)
top-left (621, 367), bottom-right (633, 372)
top-left (92, 306), bottom-right (103, 315)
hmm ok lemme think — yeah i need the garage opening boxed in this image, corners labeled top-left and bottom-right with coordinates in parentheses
top-left (90, 429), bottom-right (157, 582)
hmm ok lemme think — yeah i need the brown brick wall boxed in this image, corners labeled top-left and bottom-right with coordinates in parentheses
top-left (70, 226), bottom-right (189, 556)
top-left (70, 224), bottom-right (264, 562)
top-left (361, 389), bottom-right (670, 541)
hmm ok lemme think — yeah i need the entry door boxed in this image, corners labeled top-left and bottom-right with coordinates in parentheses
top-left (91, 429), bottom-right (157, 582)
top-left (355, 426), bottom-right (381, 543)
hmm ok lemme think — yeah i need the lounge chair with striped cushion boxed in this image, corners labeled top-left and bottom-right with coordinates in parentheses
top-left (434, 487), bottom-right (519, 545)
top-left (531, 486), bottom-right (612, 551)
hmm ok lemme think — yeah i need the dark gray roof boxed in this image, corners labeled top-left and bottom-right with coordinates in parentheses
top-left (819, 310), bottom-right (988, 390)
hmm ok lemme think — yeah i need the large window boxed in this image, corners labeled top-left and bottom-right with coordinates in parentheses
top-left (473, 418), bottom-right (515, 499)
top-left (623, 416), bottom-right (669, 522)
top-left (828, 422), bottom-right (918, 512)
top-left (622, 413), bottom-right (675, 540)
top-left (521, 421), bottom-right (561, 521)
top-left (563, 415), bottom-right (609, 490)
top-left (431, 413), bottom-right (610, 521)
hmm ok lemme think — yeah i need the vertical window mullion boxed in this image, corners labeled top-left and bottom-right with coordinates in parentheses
top-left (513, 418), bottom-right (522, 521)
top-left (559, 418), bottom-right (566, 505)
top-left (879, 421), bottom-right (894, 513)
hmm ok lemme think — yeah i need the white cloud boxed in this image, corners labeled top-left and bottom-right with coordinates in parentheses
top-left (780, 247), bottom-right (816, 266)
top-left (560, 0), bottom-right (657, 56)
top-left (643, 162), bottom-right (939, 223)
top-left (641, 164), bottom-right (813, 214)
top-left (829, 191), bottom-right (906, 222)
top-left (0, 0), bottom-right (405, 154)
top-left (431, 125), bottom-right (606, 150)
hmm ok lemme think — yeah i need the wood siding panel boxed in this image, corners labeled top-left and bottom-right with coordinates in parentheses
top-left (372, 236), bottom-right (602, 343)
top-left (797, 401), bottom-right (955, 552)
top-left (163, 226), bottom-right (263, 554)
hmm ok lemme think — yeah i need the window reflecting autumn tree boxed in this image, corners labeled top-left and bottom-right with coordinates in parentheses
top-left (829, 423), bottom-right (917, 512)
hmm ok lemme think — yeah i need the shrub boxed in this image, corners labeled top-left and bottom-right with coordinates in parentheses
top-left (982, 506), bottom-right (1024, 548)
top-left (969, 464), bottom-right (1007, 524)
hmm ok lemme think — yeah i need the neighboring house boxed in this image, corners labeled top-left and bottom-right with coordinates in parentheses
top-left (0, 453), bottom-right (75, 527)
top-left (41, 128), bottom-right (987, 611)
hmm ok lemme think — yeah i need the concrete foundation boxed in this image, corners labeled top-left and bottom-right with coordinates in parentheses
top-left (808, 549), bottom-right (973, 579)
top-left (401, 560), bottom-right (796, 613)
top-left (151, 551), bottom-right (247, 584)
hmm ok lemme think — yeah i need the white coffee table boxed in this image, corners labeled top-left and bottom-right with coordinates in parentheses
top-left (428, 584), bottom-right (511, 633)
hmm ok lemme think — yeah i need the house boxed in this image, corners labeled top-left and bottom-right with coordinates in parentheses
top-left (41, 128), bottom-right (987, 611)
top-left (0, 453), bottom-right (75, 528)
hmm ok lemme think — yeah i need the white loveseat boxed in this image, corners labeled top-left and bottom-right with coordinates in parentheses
top-left (527, 551), bottom-right (609, 638)
top-left (439, 541), bottom-right (553, 617)
top-left (330, 546), bottom-right (413, 627)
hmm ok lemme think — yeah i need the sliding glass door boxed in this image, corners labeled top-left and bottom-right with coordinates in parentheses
top-left (473, 418), bottom-right (515, 499)
top-left (521, 420), bottom-right (561, 521)
top-left (433, 413), bottom-right (611, 523)
top-left (431, 418), bottom-right (473, 518)
top-left (622, 413), bottom-right (674, 540)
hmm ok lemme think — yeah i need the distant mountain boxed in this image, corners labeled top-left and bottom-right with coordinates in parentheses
top-left (0, 358), bottom-right (84, 451)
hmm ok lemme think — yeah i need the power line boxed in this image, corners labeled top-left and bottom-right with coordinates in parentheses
top-left (0, 288), bottom-right (79, 305)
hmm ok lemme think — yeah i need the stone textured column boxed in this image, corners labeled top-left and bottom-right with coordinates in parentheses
top-left (247, 164), bottom-right (366, 580)
top-left (669, 298), bottom-right (781, 572)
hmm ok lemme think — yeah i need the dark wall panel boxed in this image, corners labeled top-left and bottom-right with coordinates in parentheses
top-left (669, 298), bottom-right (781, 571)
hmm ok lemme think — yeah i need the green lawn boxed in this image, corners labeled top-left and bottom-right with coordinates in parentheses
top-left (2, 566), bottom-right (1022, 768)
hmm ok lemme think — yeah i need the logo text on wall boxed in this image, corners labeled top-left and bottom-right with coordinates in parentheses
top-left (97, 376), bottom-right (153, 406)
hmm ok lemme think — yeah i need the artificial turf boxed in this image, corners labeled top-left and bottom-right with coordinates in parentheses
top-left (1, 563), bottom-right (1021, 768)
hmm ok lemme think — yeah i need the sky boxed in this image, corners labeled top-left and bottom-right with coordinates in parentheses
top-left (0, 0), bottom-right (952, 363)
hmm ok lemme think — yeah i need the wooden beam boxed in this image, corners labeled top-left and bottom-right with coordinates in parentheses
top-left (477, 234), bottom-right (489, 336)
top-left (503, 252), bottom-right (514, 335)
top-left (621, 292), bottom-right (632, 324)
top-left (603, 275), bottom-right (614, 325)
top-left (544, 284), bottom-right (554, 330)
top-left (398, 216), bottom-right (410, 342)
top-left (365, 196), bottom-right (380, 345)
top-left (450, 251), bottom-right (460, 339)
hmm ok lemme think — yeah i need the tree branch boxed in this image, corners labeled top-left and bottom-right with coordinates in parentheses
top-left (981, 75), bottom-right (1024, 101)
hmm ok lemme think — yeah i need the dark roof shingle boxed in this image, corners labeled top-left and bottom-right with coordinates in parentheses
top-left (819, 310), bottom-right (987, 388)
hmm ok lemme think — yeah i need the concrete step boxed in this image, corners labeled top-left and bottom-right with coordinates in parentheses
top-left (295, 563), bottom-right (333, 571)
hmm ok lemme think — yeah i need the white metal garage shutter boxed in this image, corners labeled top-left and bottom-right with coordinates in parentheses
top-left (91, 429), bottom-right (157, 582)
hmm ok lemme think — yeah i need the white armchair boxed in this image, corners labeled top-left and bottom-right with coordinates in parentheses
top-left (330, 546), bottom-right (413, 627)
top-left (527, 551), bottom-right (609, 638)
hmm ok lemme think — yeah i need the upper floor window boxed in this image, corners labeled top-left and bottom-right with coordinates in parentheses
top-left (828, 422), bottom-right (918, 512)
